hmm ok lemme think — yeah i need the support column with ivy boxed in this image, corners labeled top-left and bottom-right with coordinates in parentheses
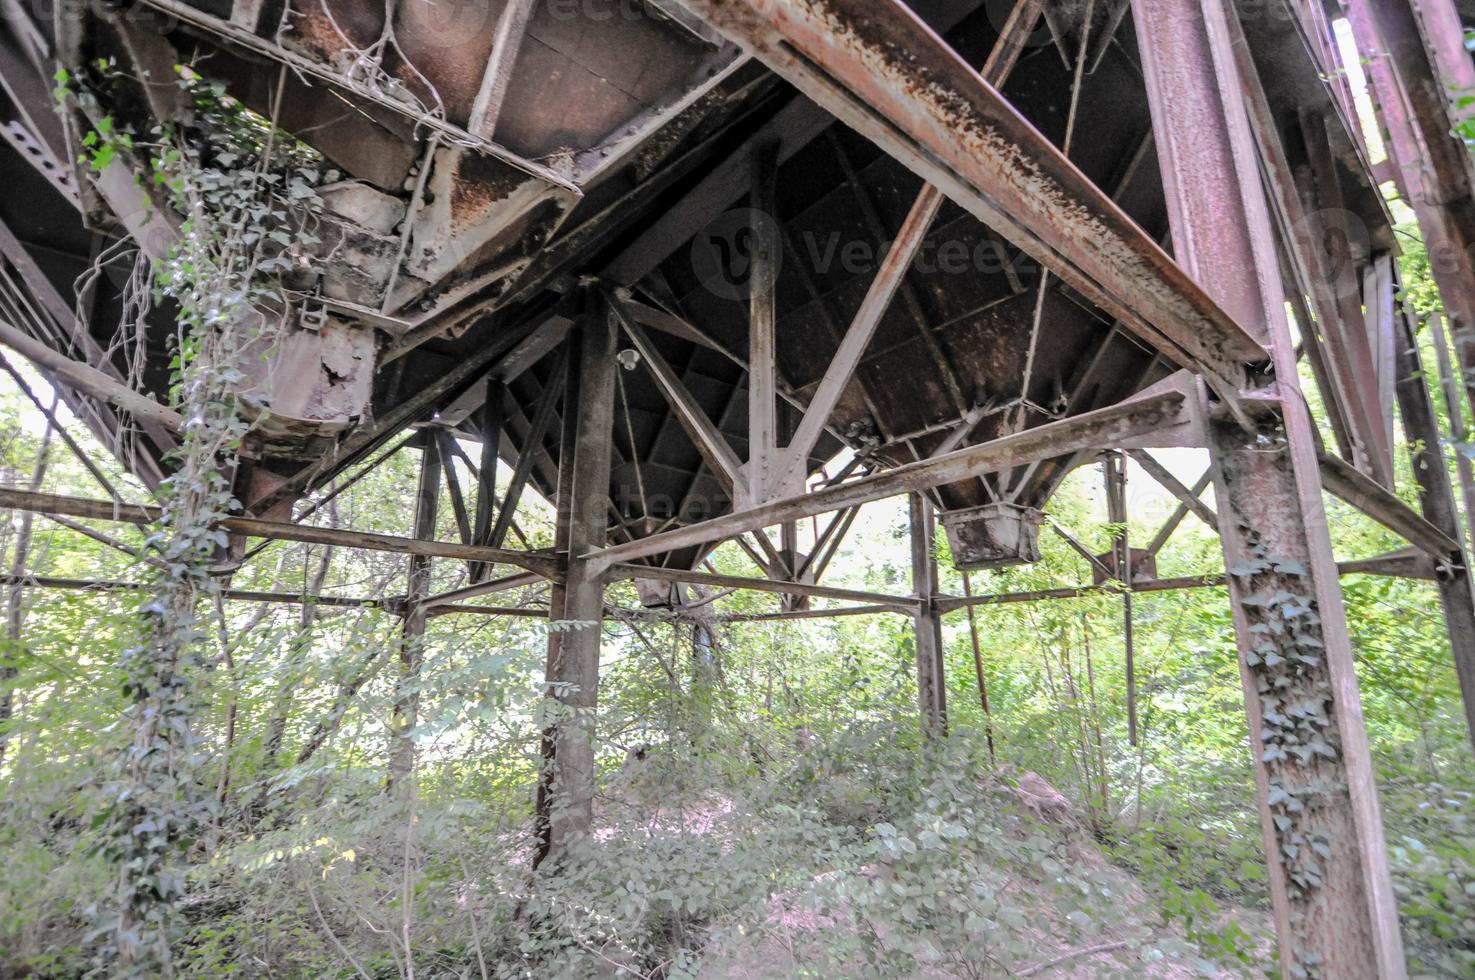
top-left (1134, 0), bottom-right (1405, 974)
top-left (61, 62), bottom-right (334, 973)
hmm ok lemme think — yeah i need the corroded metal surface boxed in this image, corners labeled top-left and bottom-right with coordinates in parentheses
top-left (0, 0), bottom-right (1439, 580)
top-left (675, 0), bottom-right (1267, 387)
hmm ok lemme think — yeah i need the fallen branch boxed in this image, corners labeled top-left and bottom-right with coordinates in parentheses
top-left (1016, 940), bottom-right (1130, 976)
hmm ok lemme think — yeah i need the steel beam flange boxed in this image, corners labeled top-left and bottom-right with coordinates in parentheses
top-left (672, 0), bottom-right (1268, 398)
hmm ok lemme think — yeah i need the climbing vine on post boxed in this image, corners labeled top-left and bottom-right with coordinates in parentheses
top-left (61, 63), bottom-right (327, 974)
top-left (1214, 424), bottom-right (1361, 980)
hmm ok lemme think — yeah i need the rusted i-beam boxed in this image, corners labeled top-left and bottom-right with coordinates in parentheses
top-left (1135, 0), bottom-right (1405, 972)
top-left (537, 300), bottom-right (619, 867)
top-left (1390, 304), bottom-right (1475, 754)
top-left (910, 492), bottom-right (946, 735)
top-left (772, 0), bottom-right (1045, 489)
top-left (586, 391), bottom-right (1188, 571)
top-left (0, 487), bottom-right (559, 579)
top-left (677, 0), bottom-right (1267, 391)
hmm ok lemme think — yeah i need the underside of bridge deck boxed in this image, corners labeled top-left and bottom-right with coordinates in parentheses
top-left (4, 0), bottom-right (1475, 973)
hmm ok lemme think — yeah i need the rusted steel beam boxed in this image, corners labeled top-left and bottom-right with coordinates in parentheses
top-left (615, 295), bottom-right (739, 363)
top-left (607, 563), bottom-right (916, 609)
top-left (1104, 453), bottom-right (1138, 746)
top-left (910, 493), bottom-right (947, 735)
top-left (715, 604), bottom-right (904, 622)
top-left (617, 314), bottom-right (743, 491)
top-left (467, 0), bottom-right (536, 140)
top-left (1365, 256), bottom-right (1398, 458)
top-left (1144, 469), bottom-right (1214, 557)
top-left (778, 185), bottom-right (944, 487)
top-left (828, 129), bottom-right (970, 419)
top-left (41, 515), bottom-right (164, 571)
top-left (793, 504), bottom-right (859, 583)
top-left (601, 97), bottom-right (834, 288)
top-left (1284, 282), bottom-right (1356, 463)
top-left (6, 555), bottom-right (1431, 616)
top-left (430, 604), bottom-right (548, 619)
top-left (1344, 0), bottom-right (1475, 413)
top-left (538, 300), bottom-right (619, 866)
top-left (809, 502), bottom-right (861, 584)
top-left (1126, 450), bottom-right (1217, 528)
top-left (731, 533), bottom-right (775, 578)
top-left (455, 314), bottom-right (573, 385)
top-left (938, 574), bottom-right (1224, 612)
top-left (0, 235), bottom-right (164, 485)
top-left (616, 295), bottom-right (850, 447)
top-left (470, 380), bottom-right (506, 582)
top-left (435, 431), bottom-right (474, 547)
top-left (773, 0), bottom-right (1045, 483)
top-left (1428, 311), bottom-right (1475, 559)
top-left (960, 570), bottom-right (997, 762)
top-left (388, 439), bottom-right (442, 798)
top-left (587, 390), bottom-right (1189, 571)
top-left (1336, 549), bottom-right (1438, 580)
top-left (1136, 0), bottom-right (1405, 973)
top-left (237, 432), bottom-right (421, 566)
top-left (745, 140), bottom-right (781, 505)
top-left (489, 348), bottom-right (568, 551)
top-left (0, 487), bottom-right (559, 579)
top-left (1319, 452), bottom-right (1461, 559)
top-left (424, 571), bottom-right (544, 611)
top-left (1221, 9), bottom-right (1384, 479)
top-left (4, 570), bottom-right (550, 619)
top-left (729, 531), bottom-right (777, 589)
top-left (0, 352), bottom-right (121, 503)
top-left (1047, 516), bottom-right (1115, 581)
top-left (591, 6), bottom-right (1022, 292)
top-left (1299, 111), bottom-right (1394, 485)
top-left (679, 0), bottom-right (1267, 391)
top-left (0, 573), bottom-right (389, 609)
top-left (533, 336), bottom-right (584, 865)
top-left (936, 554), bottom-right (1437, 613)
top-left (0, 317), bottom-right (183, 432)
top-left (1391, 305), bottom-right (1475, 753)
top-left (298, 433), bottom-right (419, 527)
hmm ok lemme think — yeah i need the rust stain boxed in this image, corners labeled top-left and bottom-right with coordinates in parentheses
top-left (708, 0), bottom-right (1264, 379)
top-left (283, 0), bottom-right (384, 68)
top-left (448, 164), bottom-right (527, 236)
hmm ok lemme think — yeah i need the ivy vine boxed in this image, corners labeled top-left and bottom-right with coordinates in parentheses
top-left (1224, 453), bottom-right (1347, 980)
top-left (60, 61), bottom-right (328, 975)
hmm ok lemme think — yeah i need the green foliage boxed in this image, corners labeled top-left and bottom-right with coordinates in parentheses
top-left (47, 60), bottom-right (335, 975)
top-left (3, 43), bottom-right (1475, 980)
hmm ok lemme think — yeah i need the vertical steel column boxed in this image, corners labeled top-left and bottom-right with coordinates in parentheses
top-left (1104, 452), bottom-right (1139, 745)
top-left (746, 141), bottom-right (781, 508)
top-left (1428, 311), bottom-right (1475, 559)
top-left (388, 439), bottom-right (441, 799)
top-left (539, 296), bottom-right (619, 865)
top-left (1343, 0), bottom-right (1475, 413)
top-left (534, 336), bottom-right (581, 866)
top-left (1135, 1), bottom-right (1406, 974)
top-left (961, 570), bottom-right (997, 764)
top-left (471, 379), bottom-right (505, 582)
top-left (1391, 305), bottom-right (1475, 753)
top-left (910, 492), bottom-right (946, 735)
